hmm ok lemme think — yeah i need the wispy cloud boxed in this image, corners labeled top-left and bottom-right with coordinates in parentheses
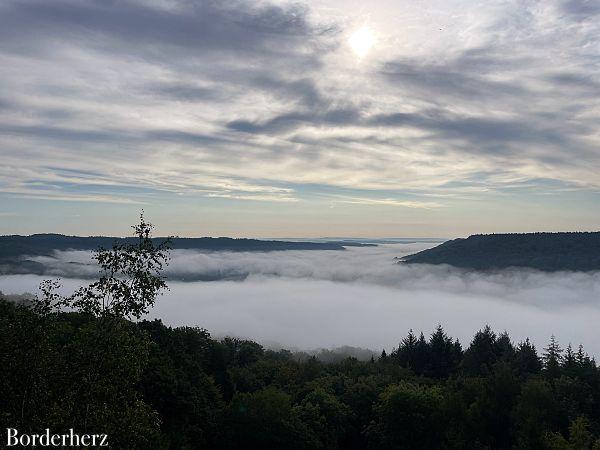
top-left (206, 193), bottom-right (299, 202)
top-left (0, 0), bottom-right (599, 232)
top-left (334, 196), bottom-right (444, 209)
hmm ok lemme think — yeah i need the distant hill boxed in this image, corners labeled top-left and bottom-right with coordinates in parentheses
top-left (0, 234), bottom-right (353, 258)
top-left (0, 234), bottom-right (373, 276)
top-left (400, 232), bottom-right (600, 272)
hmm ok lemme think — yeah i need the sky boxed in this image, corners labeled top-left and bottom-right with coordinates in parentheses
top-left (1, 0), bottom-right (599, 237)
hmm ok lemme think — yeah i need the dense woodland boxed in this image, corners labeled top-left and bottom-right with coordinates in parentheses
top-left (402, 232), bottom-right (600, 272)
top-left (3, 297), bottom-right (600, 450)
top-left (2, 218), bottom-right (600, 449)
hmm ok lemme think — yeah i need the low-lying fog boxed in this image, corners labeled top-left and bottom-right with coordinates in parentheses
top-left (2, 243), bottom-right (600, 355)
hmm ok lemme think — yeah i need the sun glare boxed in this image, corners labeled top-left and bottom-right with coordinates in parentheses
top-left (348, 26), bottom-right (376, 57)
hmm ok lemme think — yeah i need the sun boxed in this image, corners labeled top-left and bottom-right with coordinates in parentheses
top-left (348, 26), bottom-right (376, 57)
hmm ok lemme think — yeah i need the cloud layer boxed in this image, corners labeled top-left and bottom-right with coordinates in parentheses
top-left (3, 244), bottom-right (600, 355)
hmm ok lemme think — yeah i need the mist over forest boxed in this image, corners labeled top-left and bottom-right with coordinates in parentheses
top-left (3, 243), bottom-right (600, 356)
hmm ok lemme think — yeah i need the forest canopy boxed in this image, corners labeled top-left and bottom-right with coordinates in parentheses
top-left (3, 293), bottom-right (600, 449)
top-left (402, 232), bottom-right (600, 272)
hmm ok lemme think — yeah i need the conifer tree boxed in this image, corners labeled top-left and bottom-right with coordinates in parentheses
top-left (542, 335), bottom-right (563, 380)
top-left (462, 325), bottom-right (498, 376)
top-left (413, 332), bottom-right (429, 375)
top-left (563, 343), bottom-right (577, 377)
top-left (496, 331), bottom-right (515, 360)
top-left (397, 329), bottom-right (418, 369)
top-left (514, 338), bottom-right (542, 375)
top-left (428, 325), bottom-right (458, 378)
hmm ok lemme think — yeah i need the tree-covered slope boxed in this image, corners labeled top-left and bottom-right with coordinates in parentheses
top-left (401, 232), bottom-right (600, 271)
top-left (0, 234), bottom-right (349, 260)
top-left (0, 234), bottom-right (360, 275)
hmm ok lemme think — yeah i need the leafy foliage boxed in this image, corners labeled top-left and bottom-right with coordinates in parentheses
top-left (32, 213), bottom-right (171, 319)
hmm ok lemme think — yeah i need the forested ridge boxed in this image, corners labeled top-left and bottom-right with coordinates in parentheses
top-left (2, 218), bottom-right (600, 449)
top-left (0, 234), bottom-right (359, 276)
top-left (0, 234), bottom-right (348, 259)
top-left (402, 232), bottom-right (600, 272)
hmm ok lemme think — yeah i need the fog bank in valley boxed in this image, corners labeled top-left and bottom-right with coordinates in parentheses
top-left (2, 243), bottom-right (600, 355)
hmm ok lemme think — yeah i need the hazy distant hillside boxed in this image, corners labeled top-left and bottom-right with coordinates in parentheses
top-left (0, 234), bottom-right (372, 276)
top-left (401, 232), bottom-right (600, 272)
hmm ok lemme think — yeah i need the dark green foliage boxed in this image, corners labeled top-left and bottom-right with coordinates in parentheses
top-left (138, 321), bottom-right (224, 449)
top-left (544, 335), bottom-right (565, 380)
top-left (366, 382), bottom-right (445, 449)
top-left (462, 325), bottom-right (500, 376)
top-left (26, 213), bottom-right (171, 321)
top-left (466, 361), bottom-right (520, 448)
top-left (222, 387), bottom-right (318, 449)
top-left (515, 338), bottom-right (543, 375)
top-left (298, 388), bottom-right (353, 449)
top-left (427, 324), bottom-right (462, 378)
top-left (70, 214), bottom-right (171, 319)
top-left (3, 296), bottom-right (600, 449)
top-left (402, 232), bottom-right (600, 271)
top-left (514, 379), bottom-right (560, 449)
top-left (392, 326), bottom-right (461, 379)
top-left (0, 214), bottom-right (171, 449)
top-left (0, 300), bottom-right (163, 449)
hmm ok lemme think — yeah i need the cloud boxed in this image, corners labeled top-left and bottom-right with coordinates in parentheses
top-left (0, 0), bottom-right (599, 228)
top-left (23, 245), bottom-right (600, 302)
top-left (381, 60), bottom-right (529, 103)
top-left (370, 111), bottom-right (571, 149)
top-left (168, 248), bottom-right (600, 310)
top-left (560, 0), bottom-right (600, 17)
top-left (227, 108), bottom-right (361, 134)
top-left (334, 196), bottom-right (443, 209)
top-left (205, 192), bottom-right (299, 202)
top-left (0, 0), bottom-right (327, 60)
top-left (148, 277), bottom-right (600, 354)
top-left (3, 244), bottom-right (600, 355)
top-left (0, 0), bottom-right (343, 205)
top-left (143, 82), bottom-right (221, 102)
